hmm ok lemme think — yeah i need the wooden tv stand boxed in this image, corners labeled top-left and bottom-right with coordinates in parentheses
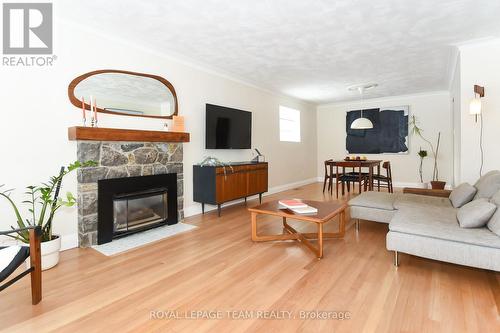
top-left (193, 162), bottom-right (268, 216)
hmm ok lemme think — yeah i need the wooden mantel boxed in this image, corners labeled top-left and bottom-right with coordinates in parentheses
top-left (68, 126), bottom-right (190, 143)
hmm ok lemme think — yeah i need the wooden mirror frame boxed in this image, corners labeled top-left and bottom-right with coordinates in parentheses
top-left (68, 69), bottom-right (179, 119)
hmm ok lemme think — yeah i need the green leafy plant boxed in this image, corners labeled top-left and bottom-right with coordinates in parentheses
top-left (0, 161), bottom-right (96, 243)
top-left (410, 116), bottom-right (441, 182)
top-left (417, 148), bottom-right (428, 183)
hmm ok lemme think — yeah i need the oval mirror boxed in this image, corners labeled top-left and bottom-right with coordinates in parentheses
top-left (68, 70), bottom-right (178, 119)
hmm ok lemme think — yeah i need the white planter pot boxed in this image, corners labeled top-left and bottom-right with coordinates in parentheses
top-left (417, 182), bottom-right (429, 189)
top-left (25, 235), bottom-right (61, 271)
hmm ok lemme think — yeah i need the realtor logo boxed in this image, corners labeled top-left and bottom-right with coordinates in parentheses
top-left (3, 3), bottom-right (53, 54)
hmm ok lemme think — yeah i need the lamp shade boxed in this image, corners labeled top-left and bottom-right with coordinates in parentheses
top-left (351, 117), bottom-right (373, 129)
top-left (469, 97), bottom-right (482, 115)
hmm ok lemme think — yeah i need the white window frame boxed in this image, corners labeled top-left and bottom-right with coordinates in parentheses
top-left (279, 106), bottom-right (301, 142)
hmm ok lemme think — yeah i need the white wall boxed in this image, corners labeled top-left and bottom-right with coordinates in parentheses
top-left (450, 53), bottom-right (461, 186)
top-left (458, 39), bottom-right (500, 184)
top-left (0, 14), bottom-right (317, 249)
top-left (316, 92), bottom-right (453, 187)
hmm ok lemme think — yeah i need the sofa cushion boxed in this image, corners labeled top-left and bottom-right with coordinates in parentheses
top-left (350, 206), bottom-right (395, 224)
top-left (389, 206), bottom-right (500, 249)
top-left (393, 193), bottom-right (452, 210)
top-left (449, 183), bottom-right (477, 208)
top-left (487, 210), bottom-right (500, 237)
top-left (474, 172), bottom-right (500, 200)
top-left (347, 191), bottom-right (396, 211)
top-left (457, 199), bottom-right (496, 228)
top-left (474, 170), bottom-right (500, 187)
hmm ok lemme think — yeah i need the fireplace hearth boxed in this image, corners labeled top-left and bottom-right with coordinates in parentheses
top-left (98, 174), bottom-right (178, 245)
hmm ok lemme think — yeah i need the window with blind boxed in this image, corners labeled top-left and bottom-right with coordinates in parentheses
top-left (279, 106), bottom-right (301, 142)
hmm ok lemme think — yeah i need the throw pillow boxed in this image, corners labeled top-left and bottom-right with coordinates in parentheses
top-left (490, 189), bottom-right (500, 206)
top-left (474, 173), bottom-right (500, 200)
top-left (449, 183), bottom-right (477, 208)
top-left (457, 199), bottom-right (497, 228)
top-left (487, 210), bottom-right (500, 237)
top-left (474, 170), bottom-right (500, 187)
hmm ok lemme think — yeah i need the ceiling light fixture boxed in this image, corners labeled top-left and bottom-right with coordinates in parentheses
top-left (347, 83), bottom-right (378, 92)
top-left (349, 83), bottom-right (377, 129)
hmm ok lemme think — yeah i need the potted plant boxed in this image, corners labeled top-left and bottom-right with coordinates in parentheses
top-left (410, 116), bottom-right (445, 189)
top-left (417, 148), bottom-right (428, 185)
top-left (0, 161), bottom-right (95, 270)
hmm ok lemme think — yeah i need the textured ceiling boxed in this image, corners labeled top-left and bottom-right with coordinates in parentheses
top-left (59, 0), bottom-right (500, 103)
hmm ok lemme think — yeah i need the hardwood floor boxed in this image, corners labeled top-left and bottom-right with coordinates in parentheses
top-left (1, 183), bottom-right (499, 332)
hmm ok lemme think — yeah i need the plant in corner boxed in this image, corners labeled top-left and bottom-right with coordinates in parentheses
top-left (410, 115), bottom-right (444, 189)
top-left (417, 148), bottom-right (428, 184)
top-left (0, 160), bottom-right (96, 270)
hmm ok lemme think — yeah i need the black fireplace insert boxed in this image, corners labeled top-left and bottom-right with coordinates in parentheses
top-left (97, 174), bottom-right (178, 244)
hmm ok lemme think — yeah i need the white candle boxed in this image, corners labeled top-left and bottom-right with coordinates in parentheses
top-left (94, 98), bottom-right (97, 122)
top-left (89, 95), bottom-right (93, 119)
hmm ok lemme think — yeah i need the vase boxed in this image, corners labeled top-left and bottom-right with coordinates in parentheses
top-left (25, 235), bottom-right (61, 271)
top-left (430, 181), bottom-right (446, 190)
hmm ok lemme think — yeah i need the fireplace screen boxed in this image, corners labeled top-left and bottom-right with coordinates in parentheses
top-left (113, 188), bottom-right (168, 234)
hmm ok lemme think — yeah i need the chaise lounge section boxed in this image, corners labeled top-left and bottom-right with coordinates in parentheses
top-left (348, 172), bottom-right (500, 271)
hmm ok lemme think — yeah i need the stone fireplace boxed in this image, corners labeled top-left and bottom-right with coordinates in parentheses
top-left (77, 141), bottom-right (184, 247)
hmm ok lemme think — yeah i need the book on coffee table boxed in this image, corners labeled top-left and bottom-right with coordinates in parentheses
top-left (278, 199), bottom-right (318, 214)
top-left (290, 206), bottom-right (318, 214)
top-left (278, 199), bottom-right (308, 209)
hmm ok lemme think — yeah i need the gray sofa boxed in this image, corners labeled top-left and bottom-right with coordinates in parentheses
top-left (348, 173), bottom-right (500, 271)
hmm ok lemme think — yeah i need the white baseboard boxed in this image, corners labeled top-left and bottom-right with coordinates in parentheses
top-left (60, 233), bottom-right (79, 251)
top-left (393, 181), bottom-right (453, 190)
top-left (266, 177), bottom-right (320, 195)
top-left (315, 178), bottom-right (452, 190)
top-left (393, 181), bottom-right (427, 189)
top-left (183, 177), bottom-right (319, 218)
top-left (1, 233), bottom-right (78, 251)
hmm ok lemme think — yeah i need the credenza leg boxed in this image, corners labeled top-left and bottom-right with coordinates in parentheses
top-left (245, 197), bottom-right (247, 204)
top-left (259, 193), bottom-right (262, 204)
top-left (202, 203), bottom-right (205, 214)
top-left (218, 204), bottom-right (221, 217)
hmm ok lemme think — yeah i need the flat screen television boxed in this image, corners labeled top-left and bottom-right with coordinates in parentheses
top-left (205, 104), bottom-right (252, 149)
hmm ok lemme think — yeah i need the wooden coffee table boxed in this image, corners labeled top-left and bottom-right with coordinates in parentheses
top-left (248, 200), bottom-right (347, 259)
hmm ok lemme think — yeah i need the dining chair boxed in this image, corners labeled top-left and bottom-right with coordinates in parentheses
top-left (322, 159), bottom-right (336, 194)
top-left (336, 161), bottom-right (367, 198)
top-left (373, 161), bottom-right (393, 193)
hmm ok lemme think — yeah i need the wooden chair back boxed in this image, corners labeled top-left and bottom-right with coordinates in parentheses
top-left (336, 161), bottom-right (363, 177)
top-left (383, 161), bottom-right (392, 179)
top-left (324, 159), bottom-right (333, 176)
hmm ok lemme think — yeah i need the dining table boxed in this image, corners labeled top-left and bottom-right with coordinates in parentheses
top-left (330, 159), bottom-right (383, 191)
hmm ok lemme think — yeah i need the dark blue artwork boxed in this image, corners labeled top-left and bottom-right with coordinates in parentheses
top-left (346, 107), bottom-right (408, 154)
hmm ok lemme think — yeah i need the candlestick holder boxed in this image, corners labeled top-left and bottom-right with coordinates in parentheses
top-left (83, 117), bottom-right (87, 127)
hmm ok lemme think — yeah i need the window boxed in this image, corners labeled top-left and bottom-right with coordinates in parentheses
top-left (279, 106), bottom-right (301, 142)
